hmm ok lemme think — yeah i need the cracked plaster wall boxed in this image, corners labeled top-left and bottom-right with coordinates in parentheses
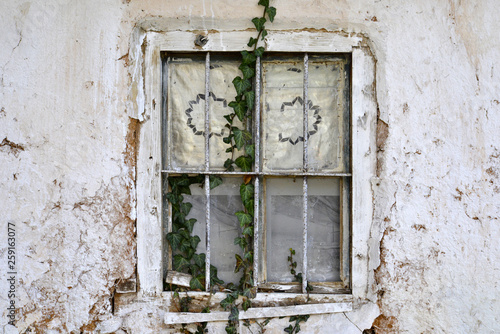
top-left (1, 0), bottom-right (499, 333)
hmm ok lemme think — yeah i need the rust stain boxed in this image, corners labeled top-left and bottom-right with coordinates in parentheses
top-left (368, 314), bottom-right (398, 333)
top-left (454, 188), bottom-right (463, 201)
top-left (1, 137), bottom-right (25, 156)
top-left (372, 227), bottom-right (400, 333)
top-left (376, 117), bottom-right (389, 177)
top-left (412, 224), bottom-right (427, 231)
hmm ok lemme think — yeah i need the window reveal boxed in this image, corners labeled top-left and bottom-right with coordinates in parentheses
top-left (162, 52), bottom-right (351, 293)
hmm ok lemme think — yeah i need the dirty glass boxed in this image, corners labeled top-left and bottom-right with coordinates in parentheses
top-left (307, 178), bottom-right (341, 282)
top-left (167, 56), bottom-right (244, 171)
top-left (209, 177), bottom-right (243, 284)
top-left (262, 58), bottom-right (348, 172)
top-left (265, 178), bottom-right (341, 282)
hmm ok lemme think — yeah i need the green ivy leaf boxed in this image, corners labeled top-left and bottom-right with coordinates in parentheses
top-left (190, 235), bottom-right (201, 250)
top-left (185, 218), bottom-right (197, 233)
top-left (261, 29), bottom-right (268, 40)
top-left (235, 211), bottom-right (252, 227)
top-left (247, 37), bottom-right (258, 47)
top-left (245, 199), bottom-right (254, 216)
top-left (240, 183), bottom-right (255, 207)
top-left (210, 265), bottom-right (224, 285)
top-left (284, 325), bottom-right (293, 334)
top-left (242, 226), bottom-right (253, 236)
top-left (220, 294), bottom-right (235, 310)
top-left (229, 100), bottom-right (247, 121)
top-left (229, 305), bottom-right (240, 322)
top-left (190, 275), bottom-right (205, 291)
top-left (234, 237), bottom-right (248, 250)
top-left (235, 155), bottom-right (253, 172)
top-left (209, 175), bottom-right (223, 189)
top-left (252, 17), bottom-right (266, 32)
top-left (233, 128), bottom-right (252, 150)
top-left (258, 0), bottom-right (269, 7)
top-left (166, 192), bottom-right (182, 205)
top-left (180, 202), bottom-right (193, 216)
top-left (225, 147), bottom-right (233, 153)
top-left (254, 47), bottom-right (265, 58)
top-left (173, 254), bottom-right (190, 271)
top-left (241, 51), bottom-right (257, 65)
top-left (224, 158), bottom-right (234, 170)
top-left (192, 253), bottom-right (206, 268)
top-left (179, 228), bottom-right (190, 240)
top-left (239, 64), bottom-right (255, 79)
top-left (245, 144), bottom-right (255, 159)
top-left (266, 6), bottom-right (276, 22)
top-left (180, 238), bottom-right (192, 253)
top-left (223, 135), bottom-right (233, 144)
top-left (244, 91), bottom-right (255, 111)
top-left (244, 251), bottom-right (253, 262)
top-left (166, 232), bottom-right (182, 250)
top-left (243, 287), bottom-right (257, 299)
top-left (223, 114), bottom-right (233, 124)
top-left (232, 76), bottom-right (252, 95)
top-left (242, 298), bottom-right (252, 311)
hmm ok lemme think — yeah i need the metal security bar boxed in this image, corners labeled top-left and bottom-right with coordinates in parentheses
top-left (164, 52), bottom-right (351, 293)
top-left (204, 52), bottom-right (211, 291)
top-left (253, 56), bottom-right (261, 286)
top-left (301, 53), bottom-right (309, 293)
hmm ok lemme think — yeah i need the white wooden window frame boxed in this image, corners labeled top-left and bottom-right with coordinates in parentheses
top-left (134, 27), bottom-right (376, 323)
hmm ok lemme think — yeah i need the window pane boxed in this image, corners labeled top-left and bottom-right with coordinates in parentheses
top-left (210, 177), bottom-right (242, 284)
top-left (166, 56), bottom-right (245, 171)
top-left (307, 178), bottom-right (341, 282)
top-left (307, 59), bottom-right (348, 172)
top-left (262, 56), bottom-right (349, 172)
top-left (262, 59), bottom-right (304, 172)
top-left (208, 60), bottom-right (246, 170)
top-left (178, 182), bottom-right (207, 255)
top-left (167, 56), bottom-right (206, 170)
top-left (265, 178), bottom-right (303, 282)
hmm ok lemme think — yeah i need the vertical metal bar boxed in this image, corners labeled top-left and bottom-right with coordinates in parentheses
top-left (302, 176), bottom-right (308, 293)
top-left (302, 54), bottom-right (309, 293)
top-left (204, 52), bottom-right (211, 291)
top-left (255, 56), bottom-right (261, 174)
top-left (205, 174), bottom-right (211, 291)
top-left (253, 56), bottom-right (261, 286)
top-left (166, 173), bottom-right (173, 272)
top-left (205, 52), bottom-right (211, 172)
top-left (303, 53), bottom-right (309, 171)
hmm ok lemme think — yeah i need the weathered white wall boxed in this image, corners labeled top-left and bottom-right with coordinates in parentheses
top-left (1, 0), bottom-right (499, 333)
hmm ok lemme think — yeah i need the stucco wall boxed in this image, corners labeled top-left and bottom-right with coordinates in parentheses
top-left (1, 0), bottom-right (499, 333)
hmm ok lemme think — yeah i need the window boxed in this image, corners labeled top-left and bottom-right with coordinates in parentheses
top-left (161, 53), bottom-right (351, 294)
top-left (133, 26), bottom-right (376, 321)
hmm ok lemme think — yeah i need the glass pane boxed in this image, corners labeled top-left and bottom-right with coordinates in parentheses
top-left (307, 178), bottom-right (341, 282)
top-left (265, 178), bottom-right (303, 282)
top-left (209, 60), bottom-right (245, 170)
top-left (167, 56), bottom-right (206, 170)
top-left (166, 55), bottom-right (246, 171)
top-left (262, 56), bottom-right (349, 172)
top-left (308, 59), bottom-right (348, 171)
top-left (210, 177), bottom-right (242, 284)
top-left (179, 182), bottom-right (207, 255)
top-left (262, 59), bottom-right (304, 172)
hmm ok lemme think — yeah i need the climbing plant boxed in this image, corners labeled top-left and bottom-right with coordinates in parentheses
top-left (165, 1), bottom-right (311, 333)
top-left (166, 174), bottom-right (224, 291)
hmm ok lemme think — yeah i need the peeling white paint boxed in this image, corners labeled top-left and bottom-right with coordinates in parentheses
top-left (1, 0), bottom-right (499, 333)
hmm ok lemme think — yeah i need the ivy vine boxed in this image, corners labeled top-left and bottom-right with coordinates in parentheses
top-left (165, 1), bottom-right (310, 333)
top-left (166, 174), bottom-right (224, 291)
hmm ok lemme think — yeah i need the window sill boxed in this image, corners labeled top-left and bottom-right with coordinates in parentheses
top-left (161, 291), bottom-right (352, 325)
